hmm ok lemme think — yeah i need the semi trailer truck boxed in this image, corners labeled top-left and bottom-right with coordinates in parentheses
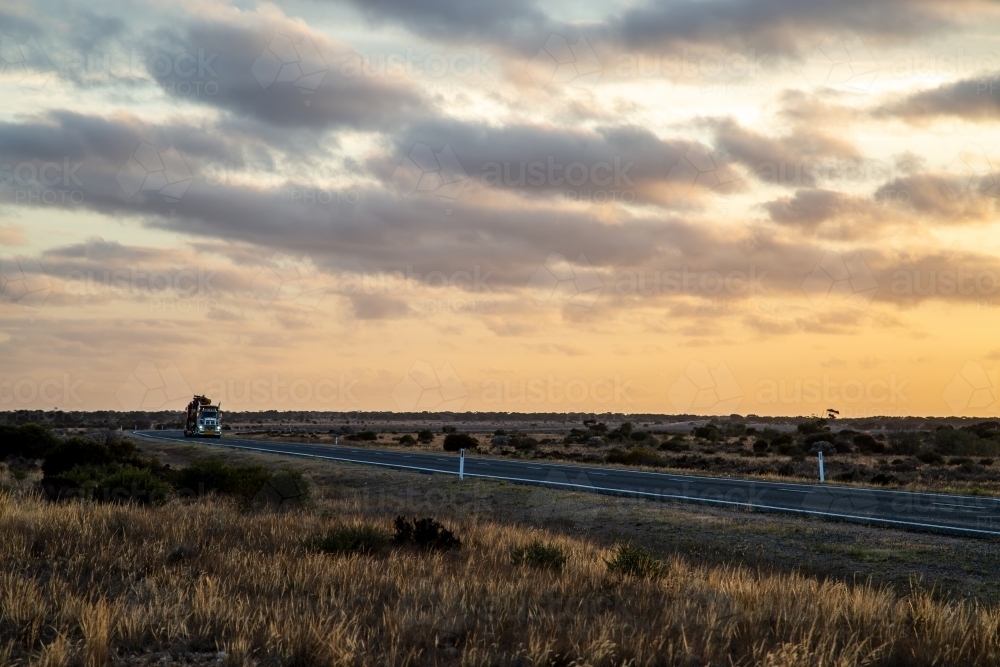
top-left (183, 395), bottom-right (222, 438)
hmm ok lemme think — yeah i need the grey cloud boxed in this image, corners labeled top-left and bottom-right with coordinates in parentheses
top-left (612, 0), bottom-right (969, 55)
top-left (144, 21), bottom-right (425, 130)
top-left (879, 74), bottom-right (1000, 121)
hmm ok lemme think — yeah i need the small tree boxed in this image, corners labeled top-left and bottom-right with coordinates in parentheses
top-left (443, 433), bottom-right (477, 451)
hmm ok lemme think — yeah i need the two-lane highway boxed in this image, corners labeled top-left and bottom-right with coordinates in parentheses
top-left (135, 430), bottom-right (1000, 537)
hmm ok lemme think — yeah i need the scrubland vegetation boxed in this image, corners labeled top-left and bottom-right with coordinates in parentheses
top-left (3, 425), bottom-right (1000, 665)
top-left (251, 417), bottom-right (1000, 495)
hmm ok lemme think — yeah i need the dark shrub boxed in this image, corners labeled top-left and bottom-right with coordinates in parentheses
top-left (889, 430), bottom-right (922, 455)
top-left (797, 420), bottom-right (826, 435)
top-left (357, 430), bottom-right (378, 441)
top-left (916, 451), bottom-right (944, 465)
top-left (693, 425), bottom-right (720, 441)
top-left (310, 524), bottom-right (391, 556)
top-left (92, 466), bottom-right (172, 504)
top-left (392, 516), bottom-right (461, 551)
top-left (981, 458), bottom-right (994, 466)
top-left (659, 440), bottom-right (689, 452)
top-left (605, 543), bottom-right (664, 578)
top-left (442, 425), bottom-right (457, 433)
top-left (605, 448), bottom-right (627, 464)
top-left (752, 439), bottom-right (770, 452)
top-left (417, 429), bottom-right (434, 443)
top-left (41, 437), bottom-right (113, 477)
top-left (511, 541), bottom-right (569, 571)
top-left (398, 434), bottom-right (416, 445)
top-left (443, 433), bottom-right (477, 451)
top-left (630, 431), bottom-right (649, 442)
top-left (871, 473), bottom-right (896, 486)
top-left (606, 447), bottom-right (666, 467)
top-left (171, 458), bottom-right (270, 499)
top-left (776, 442), bottom-right (798, 456)
top-left (511, 435), bottom-right (538, 451)
top-left (0, 423), bottom-right (59, 460)
top-left (853, 433), bottom-right (885, 454)
top-left (771, 434), bottom-right (793, 447)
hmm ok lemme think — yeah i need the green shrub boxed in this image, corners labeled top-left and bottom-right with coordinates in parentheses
top-left (605, 543), bottom-right (664, 578)
top-left (443, 433), bottom-right (477, 451)
top-left (511, 435), bottom-right (538, 451)
top-left (853, 433), bottom-right (885, 454)
top-left (355, 430), bottom-right (378, 441)
top-left (693, 425), bottom-right (720, 441)
top-left (0, 423), bottom-right (59, 460)
top-left (93, 466), bottom-right (172, 505)
top-left (511, 541), bottom-right (569, 571)
top-left (398, 434), bottom-right (416, 445)
top-left (417, 429), bottom-right (434, 443)
top-left (310, 524), bottom-right (391, 556)
top-left (41, 438), bottom-right (114, 477)
top-left (391, 516), bottom-right (461, 551)
top-left (171, 458), bottom-right (270, 500)
top-left (606, 447), bottom-right (667, 467)
top-left (916, 451), bottom-right (944, 465)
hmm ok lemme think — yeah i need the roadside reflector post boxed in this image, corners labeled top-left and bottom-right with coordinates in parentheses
top-left (335, 435), bottom-right (339, 446)
top-left (818, 451), bottom-right (825, 483)
top-left (459, 448), bottom-right (465, 481)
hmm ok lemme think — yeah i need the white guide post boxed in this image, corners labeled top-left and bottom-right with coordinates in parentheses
top-left (818, 451), bottom-right (825, 483)
top-left (459, 448), bottom-right (465, 481)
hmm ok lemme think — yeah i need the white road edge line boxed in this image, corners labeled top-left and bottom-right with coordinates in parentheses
top-left (134, 432), bottom-right (1000, 537)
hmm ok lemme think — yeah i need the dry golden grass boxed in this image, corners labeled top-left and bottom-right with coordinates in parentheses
top-left (3, 484), bottom-right (1000, 666)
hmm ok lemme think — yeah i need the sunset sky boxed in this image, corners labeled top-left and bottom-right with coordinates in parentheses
top-left (2, 0), bottom-right (1000, 416)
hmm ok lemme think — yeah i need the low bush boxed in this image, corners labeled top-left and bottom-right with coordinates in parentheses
top-left (0, 423), bottom-right (59, 460)
top-left (417, 429), bottom-right (434, 443)
top-left (854, 433), bottom-right (886, 454)
top-left (171, 458), bottom-right (271, 500)
top-left (511, 541), bottom-right (569, 571)
top-left (398, 434), bottom-right (416, 445)
top-left (605, 543), bottom-right (664, 578)
top-left (916, 451), bottom-right (944, 465)
top-left (752, 439), bottom-right (769, 452)
top-left (93, 466), bottom-right (173, 505)
top-left (310, 524), bottom-right (391, 556)
top-left (41, 437), bottom-right (114, 477)
top-left (391, 516), bottom-right (461, 551)
top-left (443, 433), bottom-right (478, 451)
top-left (606, 447), bottom-right (667, 467)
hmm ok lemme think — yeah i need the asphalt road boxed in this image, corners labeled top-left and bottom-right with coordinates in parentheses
top-left (136, 430), bottom-right (1000, 538)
